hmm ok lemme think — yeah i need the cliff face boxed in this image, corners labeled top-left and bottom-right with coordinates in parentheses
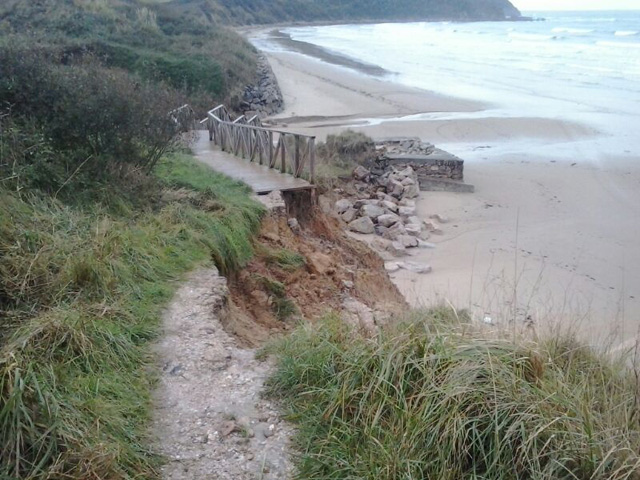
top-left (167, 0), bottom-right (523, 25)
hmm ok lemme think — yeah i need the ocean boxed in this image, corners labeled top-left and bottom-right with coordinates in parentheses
top-left (255, 11), bottom-right (640, 160)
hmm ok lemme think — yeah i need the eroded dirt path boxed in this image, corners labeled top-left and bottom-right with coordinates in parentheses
top-left (151, 268), bottom-right (293, 480)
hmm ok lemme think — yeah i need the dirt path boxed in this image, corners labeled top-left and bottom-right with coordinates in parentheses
top-left (150, 268), bottom-right (293, 480)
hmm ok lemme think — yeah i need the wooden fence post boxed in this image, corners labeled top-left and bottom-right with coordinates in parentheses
top-left (309, 137), bottom-right (316, 184)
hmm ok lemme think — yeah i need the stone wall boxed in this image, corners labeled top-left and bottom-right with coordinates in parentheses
top-left (241, 55), bottom-right (284, 117)
top-left (372, 138), bottom-right (464, 182)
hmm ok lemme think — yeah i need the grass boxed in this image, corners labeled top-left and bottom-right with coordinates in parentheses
top-left (252, 274), bottom-right (298, 321)
top-left (0, 153), bottom-right (264, 478)
top-left (259, 246), bottom-right (307, 271)
top-left (264, 308), bottom-right (640, 480)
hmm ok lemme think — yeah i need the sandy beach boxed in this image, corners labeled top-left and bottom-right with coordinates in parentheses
top-left (253, 37), bottom-right (640, 348)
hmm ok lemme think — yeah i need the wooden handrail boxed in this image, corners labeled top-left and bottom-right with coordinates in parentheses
top-left (205, 105), bottom-right (316, 184)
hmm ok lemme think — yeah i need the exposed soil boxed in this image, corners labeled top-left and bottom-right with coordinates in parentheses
top-left (226, 208), bottom-right (407, 346)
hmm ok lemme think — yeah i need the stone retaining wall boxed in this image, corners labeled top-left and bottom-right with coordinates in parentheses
top-left (241, 55), bottom-right (284, 117)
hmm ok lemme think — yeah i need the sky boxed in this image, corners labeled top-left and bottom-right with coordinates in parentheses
top-left (512, 0), bottom-right (640, 10)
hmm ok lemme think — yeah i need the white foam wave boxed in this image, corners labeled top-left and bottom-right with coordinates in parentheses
top-left (597, 41), bottom-right (640, 49)
top-left (508, 33), bottom-right (557, 42)
top-left (615, 30), bottom-right (639, 37)
top-left (552, 27), bottom-right (594, 35)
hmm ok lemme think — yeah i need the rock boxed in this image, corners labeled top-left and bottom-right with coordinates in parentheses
top-left (353, 199), bottom-right (379, 209)
top-left (381, 200), bottom-right (399, 213)
top-left (397, 166), bottom-right (415, 179)
top-left (287, 218), bottom-right (300, 232)
top-left (401, 177), bottom-right (416, 186)
top-left (430, 214), bottom-right (449, 224)
top-left (374, 225), bottom-right (389, 237)
top-left (377, 213), bottom-right (401, 228)
top-left (371, 237), bottom-right (391, 251)
top-left (385, 262), bottom-right (401, 273)
top-left (348, 216), bottom-right (375, 234)
top-left (403, 184), bottom-right (420, 199)
top-left (308, 252), bottom-right (333, 275)
top-left (360, 204), bottom-right (386, 220)
top-left (353, 165), bottom-right (371, 181)
top-left (399, 199), bottom-right (416, 208)
top-left (335, 199), bottom-right (353, 214)
top-left (341, 208), bottom-right (358, 223)
top-left (418, 230), bottom-right (431, 241)
top-left (423, 221), bottom-right (444, 235)
top-left (388, 241), bottom-right (409, 257)
top-left (405, 224), bottom-right (422, 237)
top-left (388, 180), bottom-right (404, 198)
top-left (398, 206), bottom-right (417, 217)
top-left (399, 235), bottom-right (419, 248)
top-left (341, 280), bottom-right (354, 289)
top-left (417, 240), bottom-right (437, 249)
top-left (399, 262), bottom-right (432, 274)
top-left (407, 216), bottom-right (421, 225)
top-left (383, 222), bottom-right (407, 241)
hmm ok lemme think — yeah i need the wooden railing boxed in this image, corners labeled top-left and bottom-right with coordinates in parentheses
top-left (169, 104), bottom-right (196, 132)
top-left (202, 105), bottom-right (316, 184)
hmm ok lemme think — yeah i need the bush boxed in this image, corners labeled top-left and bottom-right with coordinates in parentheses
top-left (0, 44), bottom-right (185, 195)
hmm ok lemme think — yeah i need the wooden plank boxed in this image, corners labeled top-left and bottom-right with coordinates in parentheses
top-left (193, 131), bottom-right (312, 194)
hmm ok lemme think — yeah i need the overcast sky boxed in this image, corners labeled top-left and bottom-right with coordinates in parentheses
top-left (512, 0), bottom-right (640, 10)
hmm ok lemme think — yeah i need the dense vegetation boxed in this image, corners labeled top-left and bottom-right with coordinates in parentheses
top-left (266, 312), bottom-right (640, 480)
top-left (163, 0), bottom-right (521, 25)
top-left (0, 1), bottom-right (265, 477)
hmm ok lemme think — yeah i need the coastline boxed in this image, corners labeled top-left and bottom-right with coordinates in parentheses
top-left (247, 31), bottom-right (640, 348)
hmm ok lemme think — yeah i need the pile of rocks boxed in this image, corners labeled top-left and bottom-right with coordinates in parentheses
top-left (241, 55), bottom-right (284, 117)
top-left (335, 164), bottom-right (445, 259)
top-left (376, 137), bottom-right (435, 156)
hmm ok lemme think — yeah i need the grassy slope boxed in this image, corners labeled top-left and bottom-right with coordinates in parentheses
top-left (0, 154), bottom-right (264, 478)
top-left (266, 312), bottom-right (640, 479)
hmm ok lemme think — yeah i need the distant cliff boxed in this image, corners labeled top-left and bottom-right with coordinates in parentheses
top-left (162, 0), bottom-right (523, 25)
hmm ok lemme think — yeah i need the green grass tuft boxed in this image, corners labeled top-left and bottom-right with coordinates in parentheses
top-left (265, 311), bottom-right (640, 480)
top-left (0, 153), bottom-right (264, 478)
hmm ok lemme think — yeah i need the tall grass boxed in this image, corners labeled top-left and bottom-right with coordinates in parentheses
top-left (0, 153), bottom-right (264, 478)
top-left (265, 309), bottom-right (640, 479)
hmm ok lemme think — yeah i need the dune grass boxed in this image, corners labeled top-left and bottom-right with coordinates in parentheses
top-left (265, 309), bottom-right (640, 480)
top-left (0, 153), bottom-right (264, 478)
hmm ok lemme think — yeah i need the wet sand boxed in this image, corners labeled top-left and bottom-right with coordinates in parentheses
top-left (255, 42), bottom-right (640, 348)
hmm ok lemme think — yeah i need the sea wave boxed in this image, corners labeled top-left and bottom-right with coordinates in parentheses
top-left (508, 33), bottom-right (558, 42)
top-left (551, 27), bottom-right (594, 35)
top-left (597, 41), bottom-right (640, 49)
top-left (615, 30), bottom-right (639, 37)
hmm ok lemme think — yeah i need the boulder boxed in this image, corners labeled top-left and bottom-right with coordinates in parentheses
top-left (360, 204), bottom-right (386, 220)
top-left (417, 240), bottom-right (437, 249)
top-left (381, 200), bottom-right (399, 213)
top-left (403, 184), bottom-right (420, 199)
top-left (388, 180), bottom-right (404, 198)
top-left (387, 241), bottom-right (409, 257)
top-left (374, 225), bottom-right (389, 237)
top-left (397, 166), bottom-right (415, 179)
top-left (384, 262), bottom-right (401, 273)
top-left (353, 199), bottom-right (379, 209)
top-left (401, 177), bottom-right (416, 186)
top-left (399, 199), bottom-right (416, 208)
top-left (378, 213), bottom-right (401, 228)
top-left (308, 252), bottom-right (333, 275)
top-left (335, 199), bottom-right (353, 214)
top-left (341, 208), bottom-right (358, 223)
top-left (398, 206), bottom-right (417, 217)
top-left (371, 237), bottom-right (391, 251)
top-left (383, 222), bottom-right (407, 241)
top-left (430, 214), bottom-right (449, 224)
top-left (353, 165), bottom-right (371, 181)
top-left (407, 216), bottom-right (421, 225)
top-left (399, 262), bottom-right (432, 274)
top-left (399, 235), bottom-right (419, 248)
top-left (348, 216), bottom-right (375, 234)
top-left (405, 224), bottom-right (422, 237)
top-left (423, 221), bottom-right (443, 235)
